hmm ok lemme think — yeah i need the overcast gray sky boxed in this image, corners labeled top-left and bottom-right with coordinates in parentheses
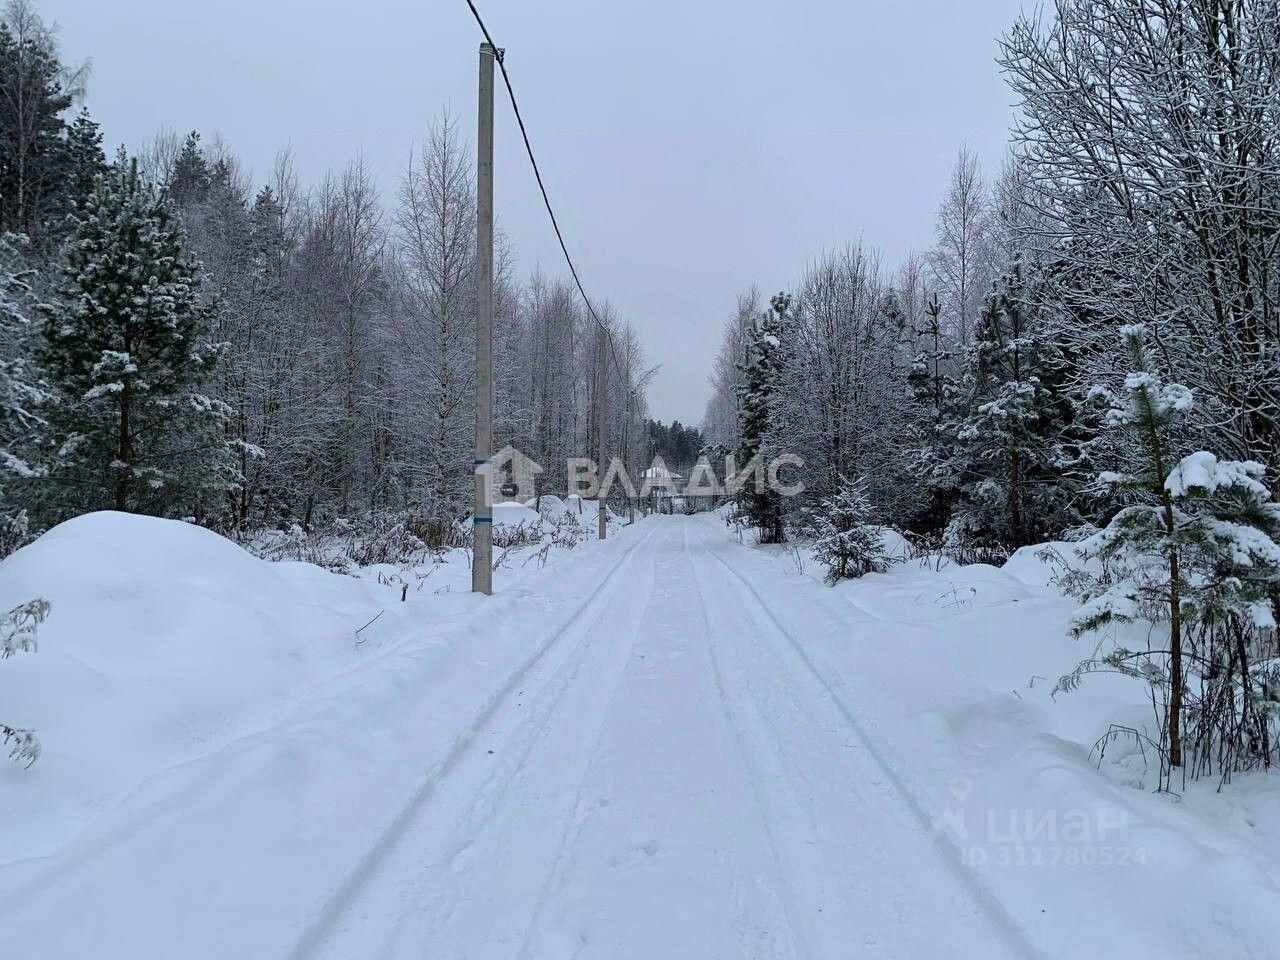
top-left (42, 0), bottom-right (1025, 425)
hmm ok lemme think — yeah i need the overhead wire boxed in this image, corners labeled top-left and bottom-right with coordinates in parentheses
top-left (462, 0), bottom-right (632, 392)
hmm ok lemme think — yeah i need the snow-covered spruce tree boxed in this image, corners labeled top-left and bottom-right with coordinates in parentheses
top-left (168, 131), bottom-right (212, 208)
top-left (903, 289), bottom-right (966, 536)
top-left (813, 476), bottom-right (889, 584)
top-left (39, 157), bottom-right (234, 521)
top-left (950, 266), bottom-right (1075, 549)
top-left (1163, 452), bottom-right (1280, 777)
top-left (0, 0), bottom-right (80, 245)
top-left (61, 110), bottom-right (107, 217)
top-left (0, 231), bottom-right (43, 553)
top-left (735, 293), bottom-right (789, 543)
top-left (1062, 324), bottom-right (1280, 778)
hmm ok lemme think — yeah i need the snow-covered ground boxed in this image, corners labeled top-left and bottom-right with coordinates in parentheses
top-left (1, 511), bottom-right (1277, 958)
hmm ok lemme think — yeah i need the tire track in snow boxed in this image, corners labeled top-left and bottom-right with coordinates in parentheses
top-left (398, 522), bottom-right (663, 954)
top-left (285, 521), bottom-right (665, 960)
top-left (510, 525), bottom-right (674, 960)
top-left (684, 521), bottom-right (814, 960)
top-left (430, 526), bottom-right (663, 871)
top-left (690, 525), bottom-right (899, 953)
top-left (694, 516), bottom-right (1053, 960)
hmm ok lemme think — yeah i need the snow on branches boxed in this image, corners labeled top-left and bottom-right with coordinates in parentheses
top-left (1064, 325), bottom-right (1280, 782)
top-left (812, 477), bottom-right (889, 584)
top-left (1, 597), bottom-right (49, 767)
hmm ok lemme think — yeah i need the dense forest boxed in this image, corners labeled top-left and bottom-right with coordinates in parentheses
top-left (703, 0), bottom-right (1280, 785)
top-left (645, 419), bottom-right (704, 473)
top-left (0, 0), bottom-right (654, 555)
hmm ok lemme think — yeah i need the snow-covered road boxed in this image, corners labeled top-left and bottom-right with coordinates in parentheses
top-left (5, 510), bottom-right (1278, 959)
top-left (296, 516), bottom-right (1037, 960)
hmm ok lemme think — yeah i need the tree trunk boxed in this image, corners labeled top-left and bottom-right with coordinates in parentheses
top-left (1009, 447), bottom-right (1021, 548)
top-left (1148, 408), bottom-right (1182, 771)
top-left (115, 386), bottom-right (131, 511)
top-left (1167, 544), bottom-right (1183, 769)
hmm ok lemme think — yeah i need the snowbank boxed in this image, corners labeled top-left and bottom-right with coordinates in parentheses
top-left (0, 511), bottom-right (397, 863)
top-left (877, 525), bottom-right (913, 561)
top-left (740, 526), bottom-right (1280, 958)
top-left (524, 493), bottom-right (569, 516)
top-left (483, 496), bottom-right (621, 529)
top-left (1000, 539), bottom-right (1092, 587)
top-left (491, 501), bottom-right (541, 528)
top-left (0, 509), bottom-right (655, 958)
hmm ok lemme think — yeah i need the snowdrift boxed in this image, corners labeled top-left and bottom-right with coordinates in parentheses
top-left (751, 530), bottom-right (1280, 958)
top-left (0, 509), bottom-right (655, 958)
top-left (0, 511), bottom-right (395, 864)
top-left (475, 495), bottom-right (623, 534)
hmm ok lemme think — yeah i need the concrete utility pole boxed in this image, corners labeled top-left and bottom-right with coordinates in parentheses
top-left (595, 325), bottom-right (607, 540)
top-left (473, 42), bottom-right (496, 595)
top-left (625, 390), bottom-right (636, 525)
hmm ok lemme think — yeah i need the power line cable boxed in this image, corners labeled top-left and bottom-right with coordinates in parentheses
top-left (462, 0), bottom-right (630, 389)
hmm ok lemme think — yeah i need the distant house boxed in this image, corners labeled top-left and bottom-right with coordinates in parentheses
top-left (641, 464), bottom-right (684, 514)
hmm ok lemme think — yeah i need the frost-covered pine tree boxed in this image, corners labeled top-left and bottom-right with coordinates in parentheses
top-left (904, 290), bottom-right (965, 533)
top-left (735, 293), bottom-right (789, 543)
top-left (40, 157), bottom-right (234, 520)
top-left (950, 266), bottom-right (1074, 548)
top-left (1063, 324), bottom-right (1280, 774)
top-left (0, 231), bottom-right (43, 553)
top-left (168, 131), bottom-right (212, 207)
top-left (1161, 451), bottom-right (1280, 629)
top-left (812, 476), bottom-right (889, 584)
top-left (1066, 324), bottom-right (1194, 767)
top-left (60, 109), bottom-right (107, 225)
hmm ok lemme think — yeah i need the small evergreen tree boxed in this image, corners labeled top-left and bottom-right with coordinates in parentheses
top-left (904, 291), bottom-right (965, 534)
top-left (950, 266), bottom-right (1075, 548)
top-left (168, 131), bottom-right (211, 207)
top-left (57, 109), bottom-right (106, 226)
top-left (1161, 451), bottom-right (1280, 627)
top-left (1057, 324), bottom-right (1280, 780)
top-left (813, 476), bottom-right (889, 583)
top-left (1067, 443), bottom-right (1280, 780)
top-left (39, 158), bottom-right (234, 520)
top-left (1065, 324), bottom-right (1193, 768)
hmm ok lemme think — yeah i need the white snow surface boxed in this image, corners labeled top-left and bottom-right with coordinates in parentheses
top-left (1, 511), bottom-right (1278, 958)
top-left (491, 500), bottom-right (543, 527)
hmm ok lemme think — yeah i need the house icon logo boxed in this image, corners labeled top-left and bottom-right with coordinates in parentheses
top-left (477, 445), bottom-right (543, 506)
